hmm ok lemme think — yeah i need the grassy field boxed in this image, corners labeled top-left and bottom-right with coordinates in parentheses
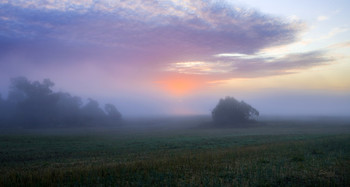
top-left (0, 117), bottom-right (350, 186)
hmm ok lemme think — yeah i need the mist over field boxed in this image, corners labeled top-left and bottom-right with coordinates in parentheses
top-left (1, 0), bottom-right (350, 118)
top-left (1, 0), bottom-right (350, 186)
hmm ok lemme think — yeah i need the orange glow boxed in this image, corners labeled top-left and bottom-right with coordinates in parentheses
top-left (155, 74), bottom-right (205, 96)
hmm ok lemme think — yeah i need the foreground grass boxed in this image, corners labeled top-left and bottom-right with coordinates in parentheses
top-left (0, 122), bottom-right (349, 186)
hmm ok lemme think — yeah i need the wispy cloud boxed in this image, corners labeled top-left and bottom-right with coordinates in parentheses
top-left (321, 27), bottom-right (349, 40)
top-left (328, 41), bottom-right (350, 49)
top-left (228, 51), bottom-right (332, 77)
top-left (165, 61), bottom-right (234, 75)
top-left (317, 15), bottom-right (329, 21)
top-left (166, 50), bottom-right (333, 78)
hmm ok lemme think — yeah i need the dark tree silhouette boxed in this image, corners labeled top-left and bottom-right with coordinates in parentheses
top-left (104, 104), bottom-right (122, 125)
top-left (0, 77), bottom-right (123, 128)
top-left (55, 92), bottom-right (83, 126)
top-left (212, 96), bottom-right (259, 126)
top-left (105, 104), bottom-right (122, 120)
top-left (81, 98), bottom-right (106, 125)
top-left (0, 93), bottom-right (16, 127)
top-left (0, 94), bottom-right (4, 125)
top-left (9, 77), bottom-right (59, 127)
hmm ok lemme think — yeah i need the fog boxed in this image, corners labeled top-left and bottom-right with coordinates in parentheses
top-left (90, 90), bottom-right (350, 117)
top-left (1, 76), bottom-right (349, 130)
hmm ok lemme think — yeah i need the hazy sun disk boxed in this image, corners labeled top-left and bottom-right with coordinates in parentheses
top-left (156, 75), bottom-right (204, 96)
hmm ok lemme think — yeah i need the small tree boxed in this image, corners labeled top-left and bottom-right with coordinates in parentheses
top-left (212, 96), bottom-right (259, 126)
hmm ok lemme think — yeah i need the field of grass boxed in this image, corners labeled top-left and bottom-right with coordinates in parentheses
top-left (0, 117), bottom-right (350, 186)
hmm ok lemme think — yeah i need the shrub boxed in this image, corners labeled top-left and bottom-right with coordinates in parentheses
top-left (212, 96), bottom-right (259, 126)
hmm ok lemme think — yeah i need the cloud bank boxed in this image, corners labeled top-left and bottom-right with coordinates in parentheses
top-left (167, 50), bottom-right (332, 78)
top-left (0, 0), bottom-right (332, 80)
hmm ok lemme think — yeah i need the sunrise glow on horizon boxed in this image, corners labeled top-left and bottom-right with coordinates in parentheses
top-left (0, 0), bottom-right (349, 116)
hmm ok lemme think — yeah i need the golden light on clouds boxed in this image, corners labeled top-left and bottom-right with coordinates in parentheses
top-left (209, 61), bottom-right (350, 93)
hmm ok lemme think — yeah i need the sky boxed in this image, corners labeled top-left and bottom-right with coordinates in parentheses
top-left (0, 0), bottom-right (349, 116)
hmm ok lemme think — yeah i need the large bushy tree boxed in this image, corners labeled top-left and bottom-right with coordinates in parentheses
top-left (0, 77), bottom-right (122, 128)
top-left (104, 103), bottom-right (122, 125)
top-left (9, 77), bottom-right (59, 127)
top-left (212, 96), bottom-right (259, 126)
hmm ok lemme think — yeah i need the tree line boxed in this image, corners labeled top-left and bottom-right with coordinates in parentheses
top-left (0, 77), bottom-right (122, 128)
top-left (0, 77), bottom-right (260, 128)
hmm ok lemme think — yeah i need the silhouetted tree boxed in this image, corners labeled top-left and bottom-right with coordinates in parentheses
top-left (0, 77), bottom-right (123, 128)
top-left (0, 93), bottom-right (16, 127)
top-left (212, 96), bottom-right (259, 126)
top-left (55, 92), bottom-right (83, 126)
top-left (0, 94), bottom-right (3, 109)
top-left (0, 94), bottom-right (4, 125)
top-left (81, 98), bottom-right (106, 125)
top-left (105, 103), bottom-right (122, 124)
top-left (9, 77), bottom-right (59, 127)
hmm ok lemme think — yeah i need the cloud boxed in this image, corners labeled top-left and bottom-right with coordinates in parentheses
top-left (166, 50), bottom-right (333, 78)
top-left (229, 51), bottom-right (332, 77)
top-left (328, 41), bottom-right (350, 49)
top-left (317, 15), bottom-right (329, 21)
top-left (321, 27), bottom-right (349, 40)
top-left (1, 0), bottom-right (334, 84)
top-left (0, 1), bottom-right (302, 63)
top-left (165, 61), bottom-right (234, 75)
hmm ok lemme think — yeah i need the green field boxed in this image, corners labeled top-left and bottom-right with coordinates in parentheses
top-left (1, 117), bottom-right (350, 186)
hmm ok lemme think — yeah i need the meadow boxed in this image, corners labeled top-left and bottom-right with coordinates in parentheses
top-left (0, 116), bottom-right (349, 186)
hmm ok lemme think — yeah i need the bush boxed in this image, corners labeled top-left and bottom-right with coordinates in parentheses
top-left (212, 96), bottom-right (259, 126)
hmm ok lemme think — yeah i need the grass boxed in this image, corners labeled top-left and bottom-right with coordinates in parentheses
top-left (0, 118), bottom-right (350, 186)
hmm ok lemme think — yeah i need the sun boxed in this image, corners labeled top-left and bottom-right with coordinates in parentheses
top-left (155, 75), bottom-right (204, 96)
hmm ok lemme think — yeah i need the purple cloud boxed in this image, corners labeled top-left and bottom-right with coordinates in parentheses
top-left (0, 1), bottom-right (302, 63)
top-left (0, 0), bottom-right (333, 82)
